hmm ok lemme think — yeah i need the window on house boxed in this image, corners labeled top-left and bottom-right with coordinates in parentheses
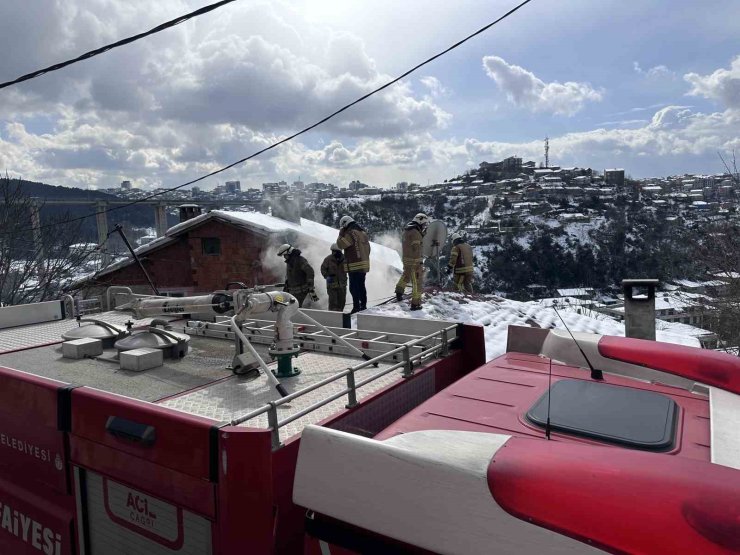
top-left (202, 237), bottom-right (221, 256)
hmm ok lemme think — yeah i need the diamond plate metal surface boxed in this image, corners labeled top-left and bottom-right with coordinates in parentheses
top-left (0, 311), bottom-right (169, 354)
top-left (158, 352), bottom-right (402, 439)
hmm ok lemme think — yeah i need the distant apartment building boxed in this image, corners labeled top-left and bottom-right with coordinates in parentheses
top-left (191, 186), bottom-right (201, 197)
top-left (695, 175), bottom-right (715, 188)
top-left (395, 182), bottom-right (408, 193)
top-left (480, 156), bottom-right (523, 173)
top-left (225, 181), bottom-right (241, 193)
top-left (348, 180), bottom-right (367, 191)
top-left (263, 181), bottom-right (288, 194)
top-left (604, 169), bottom-right (625, 188)
top-left (120, 180), bottom-right (132, 190)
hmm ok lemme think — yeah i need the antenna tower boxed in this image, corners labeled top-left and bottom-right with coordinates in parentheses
top-left (544, 136), bottom-right (550, 168)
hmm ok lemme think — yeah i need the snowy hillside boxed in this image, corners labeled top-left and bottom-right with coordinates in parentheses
top-left (364, 291), bottom-right (702, 361)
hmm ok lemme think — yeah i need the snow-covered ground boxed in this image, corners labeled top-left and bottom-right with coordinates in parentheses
top-left (364, 291), bottom-right (702, 362)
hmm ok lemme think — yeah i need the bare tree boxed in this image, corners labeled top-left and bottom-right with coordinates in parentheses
top-left (682, 155), bottom-right (740, 354)
top-left (0, 175), bottom-right (99, 306)
top-left (692, 222), bottom-right (740, 354)
top-left (718, 149), bottom-right (739, 186)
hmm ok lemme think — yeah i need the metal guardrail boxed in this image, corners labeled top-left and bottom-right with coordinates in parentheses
top-left (61, 294), bottom-right (103, 318)
top-left (61, 295), bottom-right (76, 318)
top-left (77, 297), bottom-right (103, 315)
top-left (227, 323), bottom-right (459, 449)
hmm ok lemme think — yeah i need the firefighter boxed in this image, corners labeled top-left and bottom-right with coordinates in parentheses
top-left (336, 215), bottom-right (371, 314)
top-left (446, 232), bottom-right (474, 294)
top-left (321, 243), bottom-right (348, 312)
top-left (395, 213), bottom-right (429, 310)
top-left (277, 244), bottom-right (318, 307)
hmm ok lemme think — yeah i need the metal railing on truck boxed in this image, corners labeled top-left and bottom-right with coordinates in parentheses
top-left (226, 323), bottom-right (459, 449)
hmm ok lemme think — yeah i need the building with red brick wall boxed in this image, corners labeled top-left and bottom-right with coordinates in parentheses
top-left (75, 214), bottom-right (285, 301)
top-left (72, 210), bottom-right (403, 307)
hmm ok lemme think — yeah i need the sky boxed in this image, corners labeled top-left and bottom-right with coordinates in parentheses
top-left (0, 0), bottom-right (739, 190)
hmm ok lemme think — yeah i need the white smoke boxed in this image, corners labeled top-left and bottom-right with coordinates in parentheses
top-left (373, 231), bottom-right (402, 254)
top-left (367, 231), bottom-right (404, 305)
top-left (258, 227), bottom-right (405, 312)
top-left (259, 235), bottom-right (332, 310)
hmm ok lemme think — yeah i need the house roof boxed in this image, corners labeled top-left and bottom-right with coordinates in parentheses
top-left (557, 287), bottom-right (594, 296)
top-left (74, 210), bottom-right (403, 286)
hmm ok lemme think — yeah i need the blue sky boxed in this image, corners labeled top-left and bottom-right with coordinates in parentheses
top-left (0, 0), bottom-right (738, 189)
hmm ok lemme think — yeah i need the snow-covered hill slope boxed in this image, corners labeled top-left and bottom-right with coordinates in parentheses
top-left (363, 291), bottom-right (701, 361)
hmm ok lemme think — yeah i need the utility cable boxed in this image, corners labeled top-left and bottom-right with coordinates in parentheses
top-left (2, 0), bottom-right (534, 236)
top-left (0, 0), bottom-right (240, 91)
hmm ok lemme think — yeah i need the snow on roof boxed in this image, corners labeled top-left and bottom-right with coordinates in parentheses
top-left (557, 287), bottom-right (593, 296)
top-left (711, 270), bottom-right (740, 279)
top-left (535, 296), bottom-right (588, 307)
top-left (365, 292), bottom-right (702, 362)
top-left (611, 292), bottom-right (711, 313)
top-left (673, 279), bottom-right (726, 289)
top-left (209, 211), bottom-right (402, 269)
top-left (74, 210), bottom-right (402, 285)
top-left (655, 319), bottom-right (716, 339)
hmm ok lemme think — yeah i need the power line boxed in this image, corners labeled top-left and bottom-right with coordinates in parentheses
top-left (3, 0), bottom-right (534, 236)
top-left (0, 0), bottom-right (240, 91)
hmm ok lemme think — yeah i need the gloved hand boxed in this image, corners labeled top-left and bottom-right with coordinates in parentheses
top-left (326, 276), bottom-right (334, 284)
top-left (309, 289), bottom-right (319, 302)
top-left (445, 266), bottom-right (452, 274)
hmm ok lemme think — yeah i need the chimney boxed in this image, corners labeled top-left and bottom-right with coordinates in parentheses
top-left (179, 204), bottom-right (202, 223)
top-left (622, 278), bottom-right (658, 340)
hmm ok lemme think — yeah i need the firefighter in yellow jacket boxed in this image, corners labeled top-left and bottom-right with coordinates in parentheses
top-left (336, 215), bottom-right (371, 314)
top-left (395, 213), bottom-right (429, 310)
top-left (320, 243), bottom-right (348, 312)
top-left (277, 244), bottom-right (318, 307)
top-left (446, 232), bottom-right (474, 294)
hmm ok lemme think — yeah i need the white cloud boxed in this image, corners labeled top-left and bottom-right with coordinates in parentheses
top-left (633, 61), bottom-right (676, 79)
top-left (648, 105), bottom-right (695, 129)
top-left (285, 105), bottom-right (740, 182)
top-left (482, 56), bottom-right (603, 116)
top-left (0, 1), bottom-right (450, 139)
top-left (2, 104), bottom-right (738, 188)
top-left (595, 119), bottom-right (649, 127)
top-left (420, 76), bottom-right (449, 98)
top-left (685, 55), bottom-right (740, 109)
top-left (0, 0), bottom-right (459, 189)
top-left (1, 3), bottom-right (737, 188)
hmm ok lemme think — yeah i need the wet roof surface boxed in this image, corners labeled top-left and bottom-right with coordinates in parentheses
top-left (0, 332), bottom-right (258, 403)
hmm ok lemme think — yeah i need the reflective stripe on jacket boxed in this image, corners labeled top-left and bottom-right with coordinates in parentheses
top-left (401, 224), bottom-right (423, 266)
top-left (320, 254), bottom-right (348, 289)
top-left (449, 243), bottom-right (474, 274)
top-left (336, 225), bottom-right (370, 273)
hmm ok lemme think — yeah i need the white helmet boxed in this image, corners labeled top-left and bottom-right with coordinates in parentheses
top-left (277, 243), bottom-right (293, 256)
top-left (451, 232), bottom-right (464, 243)
top-left (339, 215), bottom-right (354, 229)
top-left (330, 243), bottom-right (341, 252)
top-left (412, 213), bottom-right (429, 226)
